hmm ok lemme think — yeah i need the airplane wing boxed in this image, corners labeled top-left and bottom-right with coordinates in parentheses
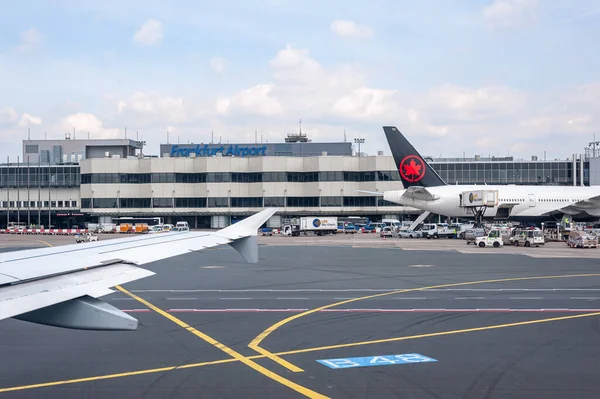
top-left (558, 195), bottom-right (600, 217)
top-left (0, 208), bottom-right (277, 332)
top-left (402, 186), bottom-right (439, 201)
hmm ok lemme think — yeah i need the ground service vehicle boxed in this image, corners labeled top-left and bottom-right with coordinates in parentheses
top-left (299, 217), bottom-right (337, 235)
top-left (75, 233), bottom-right (98, 243)
top-left (172, 221), bottom-right (190, 232)
top-left (423, 223), bottom-right (457, 239)
top-left (475, 229), bottom-right (504, 248)
top-left (567, 230), bottom-right (598, 248)
top-left (510, 228), bottom-right (544, 247)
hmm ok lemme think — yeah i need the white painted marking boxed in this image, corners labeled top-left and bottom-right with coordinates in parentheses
top-left (509, 297), bottom-right (543, 300)
top-left (408, 264), bottom-right (435, 268)
top-left (454, 297), bottom-right (486, 300)
top-left (275, 298), bottom-right (310, 300)
top-left (569, 297), bottom-right (599, 300)
top-left (202, 266), bottom-right (224, 269)
top-left (129, 288), bottom-right (600, 293)
top-left (120, 308), bottom-right (600, 313)
top-left (166, 298), bottom-right (198, 300)
top-left (393, 297), bottom-right (427, 300)
top-left (219, 298), bottom-right (252, 300)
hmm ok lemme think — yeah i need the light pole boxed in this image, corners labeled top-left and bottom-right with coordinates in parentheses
top-left (354, 137), bottom-right (365, 157)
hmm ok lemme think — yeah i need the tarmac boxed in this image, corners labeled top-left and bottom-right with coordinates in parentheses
top-left (1, 233), bottom-right (600, 398)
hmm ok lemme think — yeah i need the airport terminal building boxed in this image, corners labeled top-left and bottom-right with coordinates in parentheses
top-left (0, 133), bottom-right (598, 228)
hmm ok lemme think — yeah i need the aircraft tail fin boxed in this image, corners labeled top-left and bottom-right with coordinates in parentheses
top-left (383, 126), bottom-right (446, 189)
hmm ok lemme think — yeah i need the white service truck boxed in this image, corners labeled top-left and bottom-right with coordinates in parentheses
top-left (422, 223), bottom-right (458, 239)
top-left (286, 217), bottom-right (338, 236)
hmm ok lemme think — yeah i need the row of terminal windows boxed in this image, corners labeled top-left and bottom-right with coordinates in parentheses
top-left (80, 171), bottom-right (402, 184)
top-left (0, 200), bottom-right (78, 208)
top-left (80, 197), bottom-right (399, 208)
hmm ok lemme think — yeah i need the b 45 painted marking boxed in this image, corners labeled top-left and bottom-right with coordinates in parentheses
top-left (317, 353), bottom-right (437, 369)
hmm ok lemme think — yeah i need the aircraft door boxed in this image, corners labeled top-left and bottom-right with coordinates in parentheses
top-left (528, 194), bottom-right (536, 207)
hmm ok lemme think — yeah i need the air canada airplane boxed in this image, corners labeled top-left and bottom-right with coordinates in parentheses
top-left (377, 126), bottom-right (600, 222)
top-left (0, 208), bottom-right (277, 331)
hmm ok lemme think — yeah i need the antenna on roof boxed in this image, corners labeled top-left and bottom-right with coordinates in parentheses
top-left (167, 131), bottom-right (169, 143)
top-left (211, 130), bottom-right (214, 144)
top-left (28, 128), bottom-right (30, 140)
top-left (255, 129), bottom-right (257, 143)
top-left (73, 127), bottom-right (75, 139)
top-left (344, 129), bottom-right (346, 142)
top-left (124, 127), bottom-right (127, 139)
top-left (299, 118), bottom-right (302, 134)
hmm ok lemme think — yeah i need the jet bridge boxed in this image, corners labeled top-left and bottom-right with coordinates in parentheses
top-left (459, 190), bottom-right (499, 226)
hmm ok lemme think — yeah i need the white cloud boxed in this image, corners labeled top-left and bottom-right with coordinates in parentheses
top-left (133, 19), bottom-right (164, 46)
top-left (18, 113), bottom-right (42, 127)
top-left (209, 56), bottom-right (227, 74)
top-left (15, 28), bottom-right (42, 52)
top-left (483, 0), bottom-right (538, 28)
top-left (424, 84), bottom-right (526, 122)
top-left (116, 91), bottom-right (188, 126)
top-left (59, 113), bottom-right (119, 138)
top-left (0, 108), bottom-right (19, 127)
top-left (216, 84), bottom-right (284, 116)
top-left (330, 20), bottom-right (373, 38)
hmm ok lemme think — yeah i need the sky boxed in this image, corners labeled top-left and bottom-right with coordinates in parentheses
top-left (1, 0), bottom-right (600, 160)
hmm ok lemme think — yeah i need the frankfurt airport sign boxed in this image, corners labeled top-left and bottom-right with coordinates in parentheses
top-left (170, 144), bottom-right (268, 157)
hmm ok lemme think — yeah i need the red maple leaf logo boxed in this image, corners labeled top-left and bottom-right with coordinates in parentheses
top-left (400, 155), bottom-right (426, 182)
top-left (403, 159), bottom-right (422, 177)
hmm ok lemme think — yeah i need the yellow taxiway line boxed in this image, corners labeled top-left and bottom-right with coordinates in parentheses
top-left (2, 309), bottom-right (599, 394)
top-left (114, 286), bottom-right (330, 399)
top-left (248, 273), bottom-right (600, 372)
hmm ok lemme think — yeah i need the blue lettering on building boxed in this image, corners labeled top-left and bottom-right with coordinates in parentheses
top-left (317, 353), bottom-right (437, 369)
top-left (170, 144), bottom-right (267, 158)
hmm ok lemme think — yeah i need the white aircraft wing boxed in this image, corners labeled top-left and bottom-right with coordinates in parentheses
top-left (0, 208), bottom-right (277, 331)
top-left (558, 195), bottom-right (600, 217)
top-left (402, 186), bottom-right (439, 201)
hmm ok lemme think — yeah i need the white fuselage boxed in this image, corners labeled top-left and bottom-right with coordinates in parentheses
top-left (384, 185), bottom-right (600, 219)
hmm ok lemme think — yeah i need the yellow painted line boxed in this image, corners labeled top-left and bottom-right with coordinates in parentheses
top-left (248, 273), bottom-right (600, 372)
top-left (2, 310), bottom-right (599, 393)
top-left (273, 311), bottom-right (600, 356)
top-left (249, 344), bottom-right (304, 372)
top-left (36, 240), bottom-right (53, 247)
top-left (115, 286), bottom-right (329, 399)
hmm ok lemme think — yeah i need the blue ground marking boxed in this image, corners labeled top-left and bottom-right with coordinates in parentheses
top-left (317, 353), bottom-right (437, 369)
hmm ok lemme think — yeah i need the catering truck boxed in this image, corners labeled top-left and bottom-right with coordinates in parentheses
top-left (284, 217), bottom-right (338, 236)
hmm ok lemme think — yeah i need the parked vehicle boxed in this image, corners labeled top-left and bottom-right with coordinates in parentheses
top-left (397, 230), bottom-right (423, 238)
top-left (261, 227), bottom-right (274, 236)
top-left (510, 228), bottom-right (545, 247)
top-left (464, 228), bottom-right (486, 244)
top-left (475, 229), bottom-right (504, 248)
top-left (172, 221), bottom-right (190, 232)
top-left (422, 223), bottom-right (457, 239)
top-left (380, 227), bottom-right (394, 238)
top-left (75, 233), bottom-right (98, 243)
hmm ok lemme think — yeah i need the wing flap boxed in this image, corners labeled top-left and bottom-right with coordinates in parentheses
top-left (0, 264), bottom-right (154, 321)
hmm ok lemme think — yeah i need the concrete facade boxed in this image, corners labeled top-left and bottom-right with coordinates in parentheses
top-left (22, 138), bottom-right (144, 165)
